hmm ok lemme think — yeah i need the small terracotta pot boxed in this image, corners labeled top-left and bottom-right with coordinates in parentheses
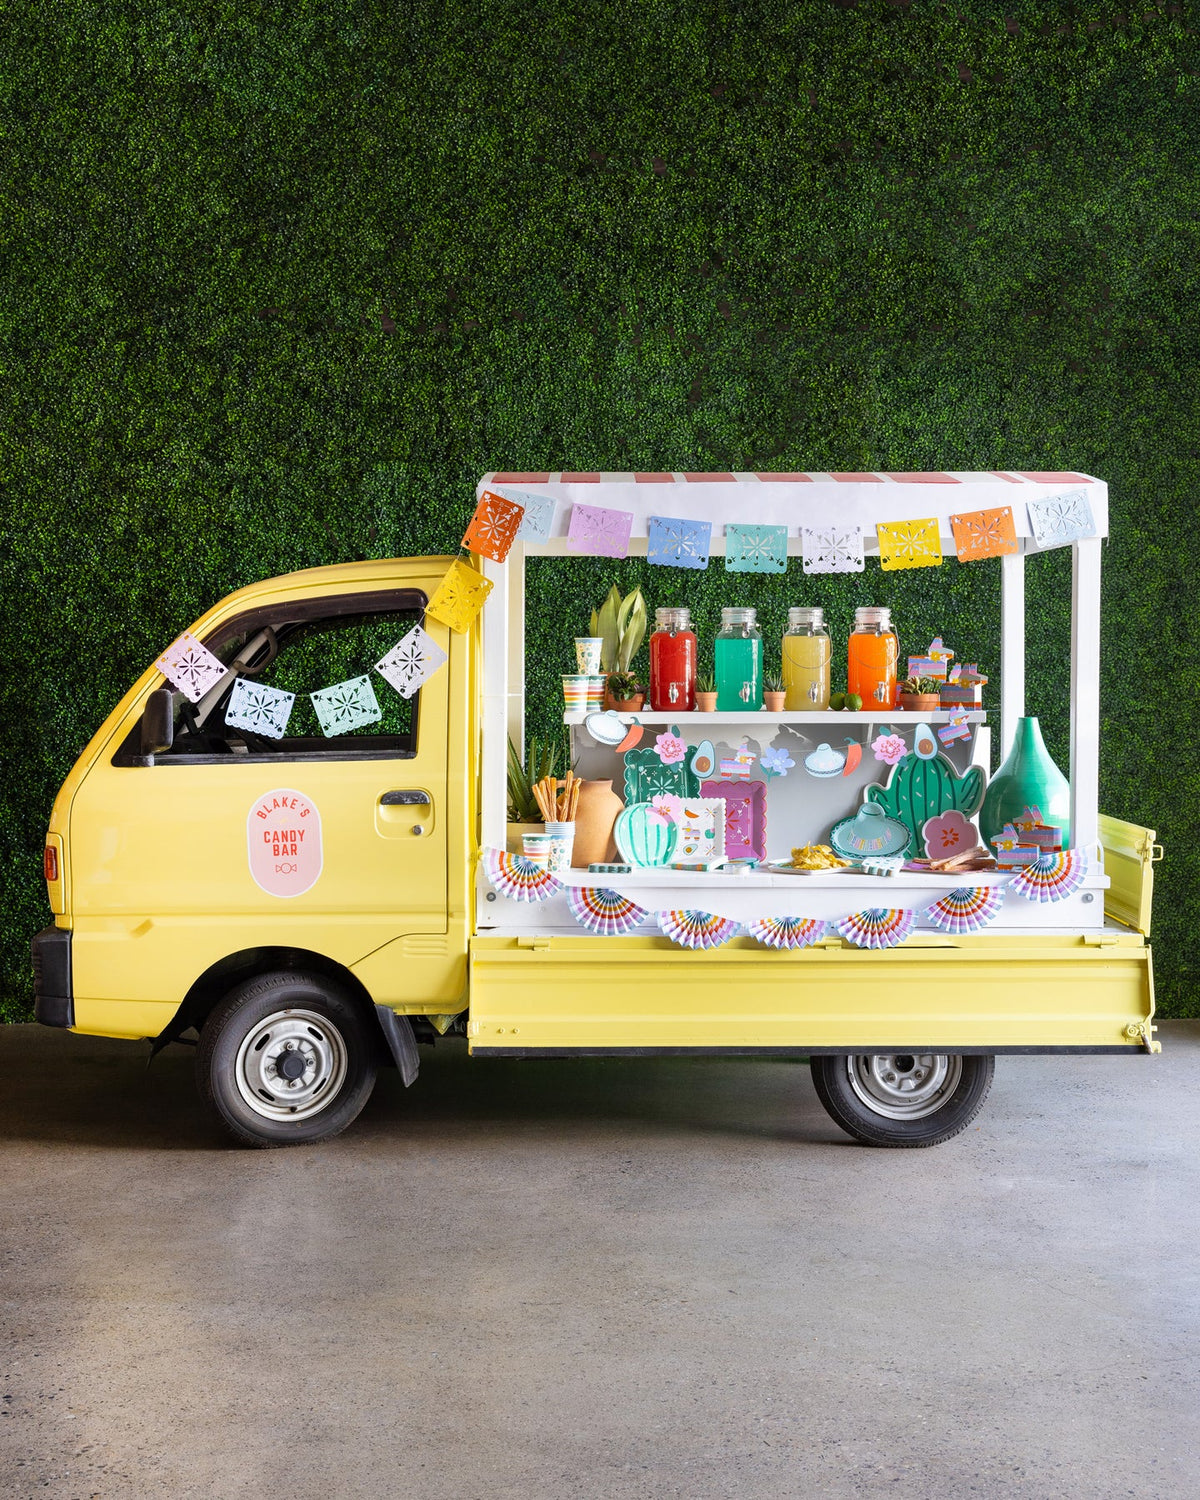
top-left (695, 692), bottom-right (718, 712)
top-left (607, 694), bottom-right (645, 713)
top-left (898, 693), bottom-right (941, 712)
top-left (763, 691), bottom-right (786, 712)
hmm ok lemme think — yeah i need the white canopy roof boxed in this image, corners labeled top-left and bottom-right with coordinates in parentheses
top-left (478, 470), bottom-right (1107, 550)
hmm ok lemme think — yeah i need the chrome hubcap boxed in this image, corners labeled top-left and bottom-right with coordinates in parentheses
top-left (234, 1009), bottom-right (348, 1121)
top-left (846, 1053), bottom-right (963, 1120)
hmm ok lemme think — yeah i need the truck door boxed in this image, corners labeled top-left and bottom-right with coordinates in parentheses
top-left (68, 587), bottom-right (453, 1032)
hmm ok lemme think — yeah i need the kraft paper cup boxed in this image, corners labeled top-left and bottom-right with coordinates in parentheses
top-left (584, 675), bottom-right (606, 710)
top-left (562, 674), bottom-right (589, 713)
top-left (545, 821), bottom-right (575, 873)
top-left (574, 637), bottom-right (604, 674)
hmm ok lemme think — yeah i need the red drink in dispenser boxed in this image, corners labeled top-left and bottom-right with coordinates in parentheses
top-left (648, 607), bottom-right (697, 711)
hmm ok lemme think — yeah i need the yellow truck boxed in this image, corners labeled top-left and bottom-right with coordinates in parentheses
top-left (31, 472), bottom-right (1159, 1148)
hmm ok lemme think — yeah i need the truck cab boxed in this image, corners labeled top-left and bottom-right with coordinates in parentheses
top-left (34, 558), bottom-right (474, 1143)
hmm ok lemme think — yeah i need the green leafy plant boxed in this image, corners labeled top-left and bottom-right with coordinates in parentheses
top-left (899, 676), bottom-right (942, 695)
top-left (697, 671), bottom-right (716, 694)
top-left (507, 735), bottom-right (564, 822)
top-left (590, 586), bottom-right (647, 673)
top-left (606, 670), bottom-right (640, 701)
top-left (764, 673), bottom-right (785, 693)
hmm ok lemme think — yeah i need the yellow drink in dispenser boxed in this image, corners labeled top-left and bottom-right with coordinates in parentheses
top-left (782, 606), bottom-right (831, 709)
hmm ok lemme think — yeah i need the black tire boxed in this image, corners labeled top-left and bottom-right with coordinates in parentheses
top-left (197, 971), bottom-right (377, 1148)
top-left (809, 1053), bottom-right (994, 1147)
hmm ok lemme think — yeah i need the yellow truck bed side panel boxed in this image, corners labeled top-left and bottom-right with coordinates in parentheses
top-left (1099, 815), bottom-right (1159, 937)
top-left (467, 932), bottom-right (1155, 1053)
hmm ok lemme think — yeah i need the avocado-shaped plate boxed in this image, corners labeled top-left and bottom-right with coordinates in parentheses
top-left (829, 803), bottom-right (912, 860)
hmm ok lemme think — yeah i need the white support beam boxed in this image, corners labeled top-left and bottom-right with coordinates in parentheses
top-left (999, 549), bottom-right (1026, 765)
top-left (506, 545), bottom-right (526, 758)
top-left (1069, 538), bottom-right (1103, 855)
top-left (480, 556), bottom-right (509, 852)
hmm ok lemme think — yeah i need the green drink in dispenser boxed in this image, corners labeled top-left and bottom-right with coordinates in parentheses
top-left (715, 607), bottom-right (763, 711)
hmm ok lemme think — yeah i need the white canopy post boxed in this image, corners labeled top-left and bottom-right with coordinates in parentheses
top-left (1069, 538), bottom-right (1103, 854)
top-left (480, 555), bottom-right (510, 851)
top-left (999, 548), bottom-right (1026, 764)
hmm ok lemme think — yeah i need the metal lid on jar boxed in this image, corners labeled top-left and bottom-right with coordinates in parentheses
top-left (720, 607), bottom-right (757, 626)
top-left (787, 606), bottom-right (825, 628)
top-left (853, 606), bottom-right (893, 628)
top-left (654, 607), bottom-right (692, 630)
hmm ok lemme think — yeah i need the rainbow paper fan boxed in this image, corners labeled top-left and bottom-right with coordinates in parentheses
top-left (835, 907), bottom-right (917, 950)
top-left (480, 847), bottom-right (562, 903)
top-left (657, 909), bottom-right (741, 950)
top-left (746, 915), bottom-right (827, 951)
top-left (1010, 850), bottom-right (1085, 904)
top-left (925, 885), bottom-right (1004, 934)
top-left (567, 886), bottom-right (651, 936)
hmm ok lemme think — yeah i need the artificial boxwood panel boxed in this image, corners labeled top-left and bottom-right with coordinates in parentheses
top-left (2, 2), bottom-right (1197, 1020)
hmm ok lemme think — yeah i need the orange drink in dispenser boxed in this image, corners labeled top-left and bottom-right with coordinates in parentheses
top-left (848, 606), bottom-right (898, 710)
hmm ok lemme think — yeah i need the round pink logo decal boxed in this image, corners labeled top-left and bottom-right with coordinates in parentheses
top-left (247, 788), bottom-right (322, 898)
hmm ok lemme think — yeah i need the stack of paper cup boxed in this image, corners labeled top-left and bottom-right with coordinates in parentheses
top-left (522, 832), bottom-right (553, 868)
top-left (585, 676), bottom-right (606, 710)
top-left (562, 675), bottom-right (589, 713)
top-left (574, 638), bottom-right (604, 674)
top-left (545, 821), bottom-right (575, 873)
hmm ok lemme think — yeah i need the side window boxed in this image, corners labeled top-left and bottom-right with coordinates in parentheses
top-left (122, 596), bottom-right (429, 763)
top-left (203, 611), bottom-right (419, 753)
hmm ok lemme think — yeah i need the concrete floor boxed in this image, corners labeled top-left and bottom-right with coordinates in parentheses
top-left (1, 1024), bottom-right (1197, 1500)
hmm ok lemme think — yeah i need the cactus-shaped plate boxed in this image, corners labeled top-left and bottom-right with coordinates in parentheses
top-left (614, 803), bottom-right (679, 868)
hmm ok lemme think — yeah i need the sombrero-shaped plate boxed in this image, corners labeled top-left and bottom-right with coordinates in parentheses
top-left (829, 803), bottom-right (912, 861)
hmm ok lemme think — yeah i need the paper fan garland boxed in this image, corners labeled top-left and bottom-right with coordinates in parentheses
top-left (1010, 850), bottom-right (1085, 904)
top-left (925, 885), bottom-right (1004, 934)
top-left (480, 847), bottom-right (562, 903)
top-left (836, 908), bottom-right (917, 950)
top-left (657, 910), bottom-right (740, 950)
top-left (746, 916), bottom-right (827, 951)
top-left (567, 886), bottom-right (651, 936)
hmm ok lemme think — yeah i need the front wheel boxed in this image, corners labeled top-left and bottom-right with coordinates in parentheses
top-left (197, 971), bottom-right (378, 1147)
top-left (809, 1053), bottom-right (994, 1147)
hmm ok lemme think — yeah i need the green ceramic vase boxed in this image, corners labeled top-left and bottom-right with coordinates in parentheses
top-left (978, 716), bottom-right (1071, 849)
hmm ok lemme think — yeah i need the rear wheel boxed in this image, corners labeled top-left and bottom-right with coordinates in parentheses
top-left (809, 1052), bottom-right (994, 1147)
top-left (197, 971), bottom-right (377, 1147)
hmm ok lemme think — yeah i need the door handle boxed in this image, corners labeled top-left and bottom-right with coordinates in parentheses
top-left (380, 790), bottom-right (430, 806)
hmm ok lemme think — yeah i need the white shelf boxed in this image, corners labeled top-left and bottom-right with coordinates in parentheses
top-left (564, 709), bottom-right (986, 727)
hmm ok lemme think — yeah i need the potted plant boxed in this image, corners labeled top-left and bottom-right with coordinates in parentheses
top-left (590, 585), bottom-right (648, 707)
top-left (763, 673), bottom-right (786, 712)
top-left (507, 735), bottom-right (564, 849)
top-left (605, 670), bottom-right (644, 712)
top-left (695, 671), bottom-right (718, 713)
top-left (898, 675), bottom-right (942, 712)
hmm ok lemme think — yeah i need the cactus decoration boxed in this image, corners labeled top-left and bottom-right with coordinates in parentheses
top-left (865, 750), bottom-right (985, 844)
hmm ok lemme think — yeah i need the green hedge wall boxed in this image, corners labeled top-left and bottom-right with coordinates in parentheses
top-left (2, 1), bottom-right (1198, 1021)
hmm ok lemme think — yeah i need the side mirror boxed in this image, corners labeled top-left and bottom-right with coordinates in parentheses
top-left (141, 688), bottom-right (175, 756)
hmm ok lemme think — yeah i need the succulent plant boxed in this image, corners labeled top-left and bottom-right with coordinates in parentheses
top-left (764, 673), bottom-right (785, 693)
top-left (507, 734), bottom-right (565, 822)
top-left (697, 670), bottom-right (716, 693)
top-left (606, 670), bottom-right (640, 701)
top-left (899, 675), bottom-right (942, 695)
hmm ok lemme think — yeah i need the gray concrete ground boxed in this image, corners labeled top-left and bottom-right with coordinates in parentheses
top-left (1, 1022), bottom-right (1197, 1500)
